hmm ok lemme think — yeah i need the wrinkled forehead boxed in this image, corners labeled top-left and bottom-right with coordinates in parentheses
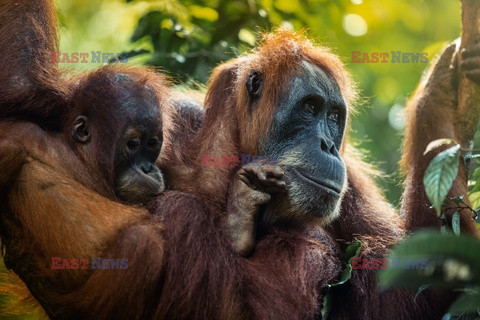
top-left (284, 60), bottom-right (345, 106)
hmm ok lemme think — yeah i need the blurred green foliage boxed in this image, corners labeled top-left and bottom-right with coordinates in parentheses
top-left (57, 0), bottom-right (465, 205)
top-left (378, 145), bottom-right (480, 319)
top-left (0, 2), bottom-right (476, 318)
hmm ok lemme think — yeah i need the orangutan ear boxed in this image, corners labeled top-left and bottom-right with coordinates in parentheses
top-left (246, 71), bottom-right (263, 100)
top-left (72, 116), bottom-right (91, 143)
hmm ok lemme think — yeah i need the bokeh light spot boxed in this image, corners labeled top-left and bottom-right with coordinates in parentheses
top-left (343, 14), bottom-right (368, 36)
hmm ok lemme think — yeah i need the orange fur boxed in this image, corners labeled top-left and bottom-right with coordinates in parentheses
top-left (0, 0), bottom-right (479, 318)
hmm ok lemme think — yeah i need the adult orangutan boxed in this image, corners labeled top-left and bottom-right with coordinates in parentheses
top-left (210, 33), bottom-right (480, 319)
top-left (65, 31), bottom-right (480, 320)
top-left (0, 1), bottom-right (339, 319)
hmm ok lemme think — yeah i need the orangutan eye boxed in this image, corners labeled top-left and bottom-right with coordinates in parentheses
top-left (127, 139), bottom-right (141, 151)
top-left (304, 102), bottom-right (317, 115)
top-left (302, 97), bottom-right (322, 116)
top-left (328, 110), bottom-right (340, 122)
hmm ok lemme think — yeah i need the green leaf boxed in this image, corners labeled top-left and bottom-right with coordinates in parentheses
top-left (470, 192), bottom-right (480, 211)
top-left (343, 239), bottom-right (363, 261)
top-left (470, 168), bottom-right (480, 193)
top-left (321, 240), bottom-right (362, 319)
top-left (329, 240), bottom-right (363, 287)
top-left (424, 145), bottom-right (461, 215)
top-left (448, 292), bottom-right (480, 315)
top-left (378, 231), bottom-right (480, 289)
top-left (414, 284), bottom-right (430, 303)
top-left (320, 291), bottom-right (333, 320)
top-left (452, 211), bottom-right (461, 236)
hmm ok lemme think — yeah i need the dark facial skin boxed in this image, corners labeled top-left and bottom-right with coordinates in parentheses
top-left (71, 74), bottom-right (165, 205)
top-left (256, 61), bottom-right (348, 223)
top-left (112, 94), bottom-right (165, 204)
top-left (224, 60), bottom-right (348, 256)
